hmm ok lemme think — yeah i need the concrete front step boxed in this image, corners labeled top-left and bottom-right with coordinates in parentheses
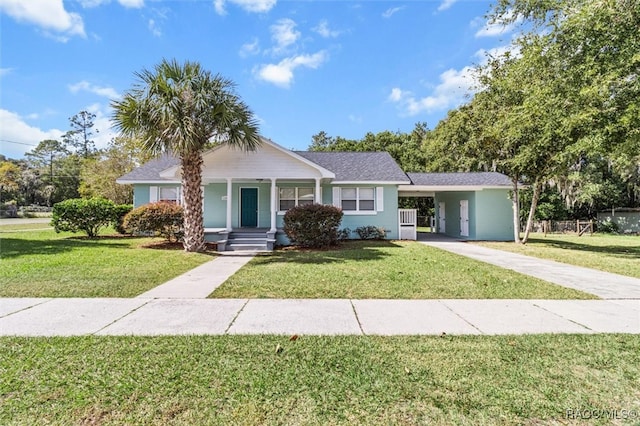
top-left (227, 243), bottom-right (268, 251)
top-left (227, 230), bottom-right (274, 251)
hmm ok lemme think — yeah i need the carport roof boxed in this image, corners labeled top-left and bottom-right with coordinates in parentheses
top-left (406, 172), bottom-right (512, 187)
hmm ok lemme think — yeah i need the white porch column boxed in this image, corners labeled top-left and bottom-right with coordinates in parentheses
top-left (226, 178), bottom-right (232, 232)
top-left (315, 178), bottom-right (321, 204)
top-left (270, 178), bottom-right (277, 232)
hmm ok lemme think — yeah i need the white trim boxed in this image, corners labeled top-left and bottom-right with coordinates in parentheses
top-left (149, 186), bottom-right (158, 202)
top-left (226, 178), bottom-right (232, 231)
top-left (399, 185), bottom-right (511, 192)
top-left (376, 187), bottom-right (384, 212)
top-left (315, 178), bottom-right (321, 203)
top-left (332, 187), bottom-right (341, 208)
top-left (117, 180), bottom-right (180, 185)
top-left (333, 180), bottom-right (410, 185)
top-left (270, 179), bottom-right (277, 232)
top-left (278, 186), bottom-right (315, 211)
top-left (340, 187), bottom-right (376, 213)
top-left (343, 211), bottom-right (377, 216)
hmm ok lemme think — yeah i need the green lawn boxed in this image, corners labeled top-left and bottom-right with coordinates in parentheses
top-left (211, 241), bottom-right (594, 299)
top-left (0, 229), bottom-right (214, 297)
top-left (476, 233), bottom-right (640, 279)
top-left (1, 335), bottom-right (638, 425)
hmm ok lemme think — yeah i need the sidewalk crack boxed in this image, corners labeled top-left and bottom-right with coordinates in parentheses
top-left (92, 300), bottom-right (153, 335)
top-left (350, 300), bottom-right (365, 335)
top-left (225, 299), bottom-right (250, 334)
top-left (532, 302), bottom-right (593, 331)
top-left (439, 300), bottom-right (484, 334)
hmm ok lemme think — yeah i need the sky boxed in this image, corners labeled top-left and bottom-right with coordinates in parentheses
top-left (0, 0), bottom-right (519, 159)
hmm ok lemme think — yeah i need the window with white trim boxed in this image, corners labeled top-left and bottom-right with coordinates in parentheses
top-left (156, 186), bottom-right (181, 204)
top-left (279, 187), bottom-right (314, 211)
top-left (341, 187), bottom-right (375, 211)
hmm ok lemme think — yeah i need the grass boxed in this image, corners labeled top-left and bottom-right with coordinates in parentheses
top-left (0, 223), bottom-right (53, 232)
top-left (476, 233), bottom-right (640, 279)
top-left (1, 335), bottom-right (638, 425)
top-left (211, 241), bottom-right (594, 299)
top-left (0, 228), bottom-right (214, 297)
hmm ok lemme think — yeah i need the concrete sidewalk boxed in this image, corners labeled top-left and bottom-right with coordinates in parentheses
top-left (1, 298), bottom-right (638, 336)
top-left (420, 238), bottom-right (640, 299)
top-left (137, 253), bottom-right (255, 299)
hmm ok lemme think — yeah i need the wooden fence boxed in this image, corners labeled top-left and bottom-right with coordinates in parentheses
top-left (531, 220), bottom-right (594, 236)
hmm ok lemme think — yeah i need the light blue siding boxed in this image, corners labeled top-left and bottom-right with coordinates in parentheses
top-left (335, 185), bottom-right (399, 239)
top-left (435, 191), bottom-right (476, 239)
top-left (203, 183), bottom-right (227, 228)
top-left (133, 182), bottom-right (402, 244)
top-left (435, 189), bottom-right (513, 241)
top-left (475, 189), bottom-right (514, 240)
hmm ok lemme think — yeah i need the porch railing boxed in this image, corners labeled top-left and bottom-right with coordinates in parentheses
top-left (398, 209), bottom-right (417, 240)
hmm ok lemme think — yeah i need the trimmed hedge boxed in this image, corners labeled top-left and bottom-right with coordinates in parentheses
top-left (52, 198), bottom-right (117, 238)
top-left (123, 202), bottom-right (184, 242)
top-left (283, 204), bottom-right (343, 248)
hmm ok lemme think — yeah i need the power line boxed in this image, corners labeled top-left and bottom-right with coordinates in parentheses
top-left (0, 139), bottom-right (38, 147)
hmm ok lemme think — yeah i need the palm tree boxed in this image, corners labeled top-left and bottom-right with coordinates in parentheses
top-left (112, 59), bottom-right (260, 252)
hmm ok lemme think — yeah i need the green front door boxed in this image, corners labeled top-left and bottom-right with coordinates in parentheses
top-left (240, 188), bottom-right (258, 227)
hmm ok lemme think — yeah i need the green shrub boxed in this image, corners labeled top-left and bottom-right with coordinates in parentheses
top-left (597, 220), bottom-right (619, 234)
top-left (123, 202), bottom-right (184, 242)
top-left (355, 226), bottom-right (387, 240)
top-left (337, 227), bottom-right (352, 240)
top-left (52, 198), bottom-right (116, 238)
top-left (283, 204), bottom-right (343, 248)
top-left (113, 204), bottom-right (133, 234)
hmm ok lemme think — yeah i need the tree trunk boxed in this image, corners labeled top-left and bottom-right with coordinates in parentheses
top-left (522, 181), bottom-right (542, 244)
top-left (180, 150), bottom-right (206, 252)
top-left (512, 178), bottom-right (522, 244)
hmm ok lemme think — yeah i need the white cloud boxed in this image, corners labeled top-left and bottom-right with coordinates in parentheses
top-left (474, 44), bottom-right (521, 64)
top-left (239, 38), bottom-right (260, 57)
top-left (255, 51), bottom-right (328, 88)
top-left (348, 114), bottom-right (362, 124)
top-left (0, 109), bottom-right (64, 158)
top-left (388, 66), bottom-right (477, 116)
top-left (213, 0), bottom-right (276, 15)
top-left (0, 68), bottom-right (14, 77)
top-left (118, 0), bottom-right (144, 8)
top-left (0, 0), bottom-right (85, 41)
top-left (78, 0), bottom-right (144, 7)
top-left (474, 11), bottom-right (521, 38)
top-left (313, 20), bottom-right (340, 38)
top-left (77, 0), bottom-right (108, 7)
top-left (148, 18), bottom-right (161, 37)
top-left (69, 81), bottom-right (121, 100)
top-left (382, 6), bottom-right (404, 18)
top-left (437, 0), bottom-right (457, 12)
top-left (270, 18), bottom-right (300, 54)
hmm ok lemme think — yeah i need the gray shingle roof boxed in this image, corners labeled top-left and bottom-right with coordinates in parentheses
top-left (117, 154), bottom-right (179, 182)
top-left (407, 172), bottom-right (512, 186)
top-left (295, 151), bottom-right (410, 182)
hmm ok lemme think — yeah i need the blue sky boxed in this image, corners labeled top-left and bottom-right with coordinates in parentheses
top-left (0, 0), bottom-right (518, 159)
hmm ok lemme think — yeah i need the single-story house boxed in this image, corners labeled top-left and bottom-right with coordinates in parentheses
top-left (117, 137), bottom-right (515, 250)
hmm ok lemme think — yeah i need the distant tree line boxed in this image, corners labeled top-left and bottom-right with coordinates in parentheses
top-left (0, 111), bottom-right (151, 215)
top-left (309, 0), bottom-right (639, 242)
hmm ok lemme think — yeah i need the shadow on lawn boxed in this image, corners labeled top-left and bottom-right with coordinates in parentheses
top-left (0, 237), bottom-right (133, 259)
top-left (261, 240), bottom-right (402, 265)
top-left (529, 238), bottom-right (640, 259)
